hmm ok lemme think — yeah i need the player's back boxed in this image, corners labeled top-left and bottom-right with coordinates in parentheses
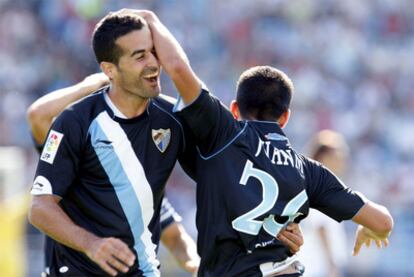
top-left (194, 120), bottom-right (309, 276)
top-left (176, 90), bottom-right (364, 276)
top-left (175, 90), bottom-right (307, 275)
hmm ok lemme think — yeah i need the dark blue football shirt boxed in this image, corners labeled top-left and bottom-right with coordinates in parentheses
top-left (33, 121), bottom-right (184, 276)
top-left (176, 89), bottom-right (365, 276)
top-left (31, 87), bottom-right (194, 276)
top-left (39, 198), bottom-right (182, 276)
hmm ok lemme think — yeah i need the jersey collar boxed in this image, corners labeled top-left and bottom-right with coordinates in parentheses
top-left (101, 88), bottom-right (149, 123)
top-left (247, 120), bottom-right (288, 142)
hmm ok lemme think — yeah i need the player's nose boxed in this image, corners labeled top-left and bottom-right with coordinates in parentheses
top-left (147, 51), bottom-right (159, 68)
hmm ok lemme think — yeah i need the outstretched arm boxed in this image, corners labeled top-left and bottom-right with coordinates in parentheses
top-left (351, 201), bottom-right (393, 255)
top-left (27, 73), bottom-right (109, 145)
top-left (135, 10), bottom-right (202, 105)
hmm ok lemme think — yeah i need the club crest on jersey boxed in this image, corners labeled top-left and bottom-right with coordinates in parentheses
top-left (152, 128), bottom-right (171, 153)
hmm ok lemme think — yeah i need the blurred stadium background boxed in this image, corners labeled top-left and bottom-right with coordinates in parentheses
top-left (0, 0), bottom-right (413, 276)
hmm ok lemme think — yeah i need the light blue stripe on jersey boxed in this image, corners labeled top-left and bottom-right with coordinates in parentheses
top-left (89, 111), bottom-right (160, 277)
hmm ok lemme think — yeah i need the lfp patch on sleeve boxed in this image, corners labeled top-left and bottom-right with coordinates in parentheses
top-left (40, 130), bottom-right (64, 164)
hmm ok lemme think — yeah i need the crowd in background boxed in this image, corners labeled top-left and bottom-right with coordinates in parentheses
top-left (0, 0), bottom-right (413, 276)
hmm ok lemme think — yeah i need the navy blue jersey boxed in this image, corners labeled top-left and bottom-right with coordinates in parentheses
top-left (33, 122), bottom-right (183, 275)
top-left (31, 87), bottom-right (193, 276)
top-left (176, 90), bottom-right (365, 276)
top-left (34, 133), bottom-right (183, 276)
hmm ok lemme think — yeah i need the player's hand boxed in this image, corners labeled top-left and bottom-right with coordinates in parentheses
top-left (183, 259), bottom-right (199, 274)
top-left (352, 225), bottom-right (389, 256)
top-left (116, 9), bottom-right (156, 22)
top-left (85, 237), bottom-right (136, 276)
top-left (81, 73), bottom-right (110, 92)
top-left (276, 223), bottom-right (304, 254)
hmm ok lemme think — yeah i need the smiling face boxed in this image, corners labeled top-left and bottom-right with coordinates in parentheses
top-left (112, 26), bottom-right (161, 99)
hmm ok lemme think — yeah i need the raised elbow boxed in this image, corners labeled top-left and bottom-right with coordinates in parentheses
top-left (26, 104), bottom-right (45, 126)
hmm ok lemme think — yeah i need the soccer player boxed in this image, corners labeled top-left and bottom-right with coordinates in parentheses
top-left (139, 10), bottom-right (394, 276)
top-left (28, 11), bottom-right (195, 276)
top-left (26, 73), bottom-right (199, 275)
top-left (28, 10), bottom-right (303, 276)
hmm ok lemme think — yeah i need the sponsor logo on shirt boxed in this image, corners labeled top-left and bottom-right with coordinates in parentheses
top-left (40, 130), bottom-right (64, 164)
top-left (152, 128), bottom-right (171, 153)
top-left (31, 176), bottom-right (53, 195)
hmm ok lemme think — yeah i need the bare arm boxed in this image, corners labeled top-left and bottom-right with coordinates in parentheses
top-left (351, 201), bottom-right (393, 255)
top-left (29, 195), bottom-right (135, 276)
top-left (27, 73), bottom-right (109, 145)
top-left (138, 11), bottom-right (202, 105)
top-left (160, 222), bottom-right (200, 273)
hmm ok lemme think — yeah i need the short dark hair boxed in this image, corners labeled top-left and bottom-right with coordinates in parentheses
top-left (92, 11), bottom-right (145, 64)
top-left (236, 66), bottom-right (294, 121)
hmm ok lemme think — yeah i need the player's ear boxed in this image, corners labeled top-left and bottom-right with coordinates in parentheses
top-left (278, 109), bottom-right (291, 128)
top-left (230, 100), bottom-right (240, 120)
top-left (100, 62), bottom-right (116, 80)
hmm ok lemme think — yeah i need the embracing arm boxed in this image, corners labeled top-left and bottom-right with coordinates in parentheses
top-left (27, 73), bottom-right (109, 145)
top-left (29, 195), bottom-right (135, 276)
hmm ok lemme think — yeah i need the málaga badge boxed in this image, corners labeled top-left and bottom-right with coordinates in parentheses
top-left (152, 128), bottom-right (171, 153)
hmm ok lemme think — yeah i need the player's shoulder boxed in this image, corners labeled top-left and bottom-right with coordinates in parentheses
top-left (150, 94), bottom-right (183, 125)
top-left (296, 152), bottom-right (326, 180)
top-left (70, 87), bottom-right (106, 112)
top-left (58, 88), bottom-right (106, 126)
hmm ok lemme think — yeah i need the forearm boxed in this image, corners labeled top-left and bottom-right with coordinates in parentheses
top-left (144, 12), bottom-right (201, 104)
top-left (29, 196), bottom-right (98, 254)
top-left (173, 233), bottom-right (199, 271)
top-left (161, 223), bottom-right (199, 272)
top-left (352, 201), bottom-right (393, 238)
top-left (27, 73), bottom-right (108, 144)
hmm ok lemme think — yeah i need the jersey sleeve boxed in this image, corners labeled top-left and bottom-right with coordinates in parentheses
top-left (304, 158), bottom-right (366, 222)
top-left (160, 197), bottom-right (182, 231)
top-left (174, 89), bottom-right (242, 157)
top-left (31, 108), bottom-right (85, 197)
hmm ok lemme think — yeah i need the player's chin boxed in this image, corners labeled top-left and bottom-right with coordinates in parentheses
top-left (145, 86), bottom-right (161, 98)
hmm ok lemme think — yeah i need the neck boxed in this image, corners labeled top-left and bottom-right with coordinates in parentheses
top-left (108, 84), bottom-right (149, 118)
